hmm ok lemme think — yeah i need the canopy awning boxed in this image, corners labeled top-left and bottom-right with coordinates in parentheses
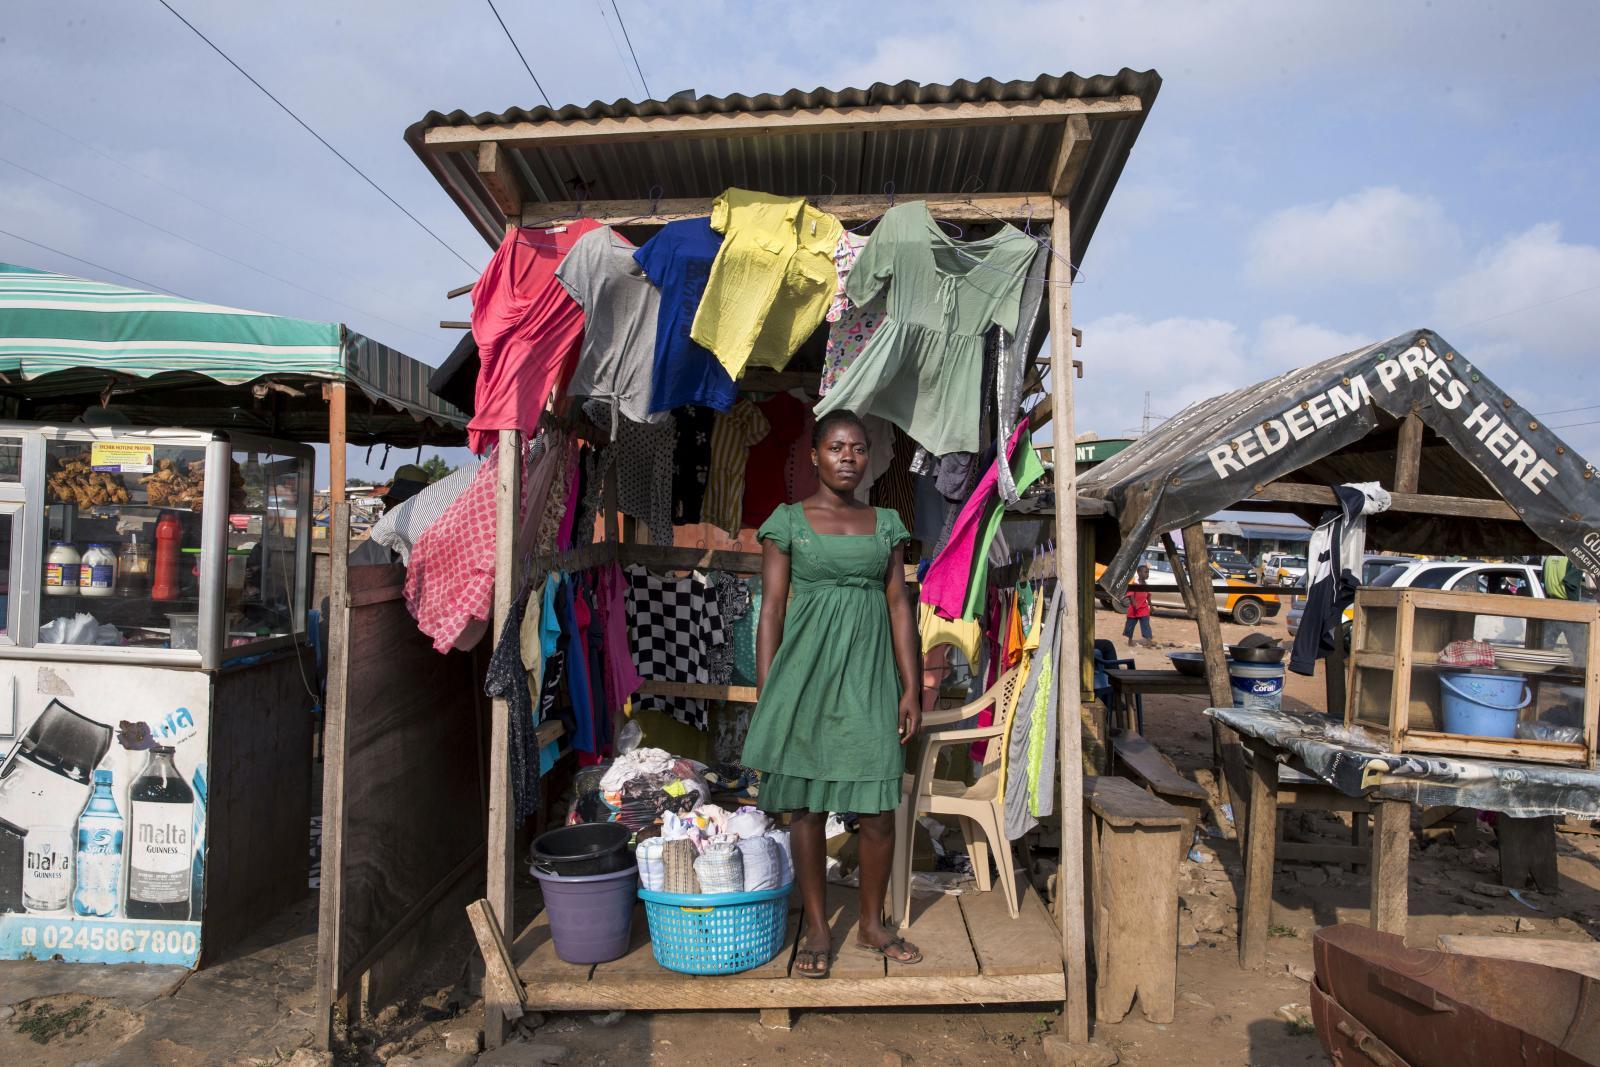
top-left (1080, 328), bottom-right (1600, 592)
top-left (0, 263), bottom-right (466, 446)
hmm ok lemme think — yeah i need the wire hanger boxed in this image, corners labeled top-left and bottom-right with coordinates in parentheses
top-left (848, 181), bottom-right (895, 234)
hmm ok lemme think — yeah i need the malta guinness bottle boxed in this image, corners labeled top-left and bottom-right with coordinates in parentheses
top-left (126, 746), bottom-right (194, 921)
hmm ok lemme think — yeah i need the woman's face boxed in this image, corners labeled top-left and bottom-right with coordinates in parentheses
top-left (813, 420), bottom-right (869, 494)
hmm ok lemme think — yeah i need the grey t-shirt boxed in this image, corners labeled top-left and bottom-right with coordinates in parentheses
top-left (556, 226), bottom-right (665, 426)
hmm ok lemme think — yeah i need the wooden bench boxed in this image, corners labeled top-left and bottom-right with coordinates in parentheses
top-left (1083, 776), bottom-right (1187, 1025)
top-left (1111, 730), bottom-right (1207, 859)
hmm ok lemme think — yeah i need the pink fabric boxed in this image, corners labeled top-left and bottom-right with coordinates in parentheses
top-left (919, 422), bottom-right (1030, 620)
top-left (405, 435), bottom-right (566, 653)
top-left (467, 220), bottom-right (603, 453)
top-left (555, 446), bottom-right (581, 551)
top-left (600, 562), bottom-right (642, 714)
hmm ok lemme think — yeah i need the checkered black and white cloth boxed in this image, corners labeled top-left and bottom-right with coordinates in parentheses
top-left (626, 566), bottom-right (726, 730)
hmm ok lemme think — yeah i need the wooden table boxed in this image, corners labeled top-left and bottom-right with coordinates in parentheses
top-left (1234, 738), bottom-right (1411, 970)
top-left (1104, 668), bottom-right (1211, 732)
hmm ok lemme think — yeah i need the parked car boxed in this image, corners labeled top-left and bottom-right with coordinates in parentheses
top-left (1211, 547), bottom-right (1254, 580)
top-left (1139, 549), bottom-right (1282, 626)
top-left (1287, 558), bottom-right (1542, 640)
top-left (1271, 555), bottom-right (1309, 588)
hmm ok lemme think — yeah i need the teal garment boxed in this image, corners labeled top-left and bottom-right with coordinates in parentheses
top-left (759, 770), bottom-right (899, 815)
top-left (815, 201), bottom-right (1036, 455)
top-left (742, 503), bottom-right (910, 808)
top-left (732, 576), bottom-right (762, 687)
top-left (962, 436), bottom-right (1046, 619)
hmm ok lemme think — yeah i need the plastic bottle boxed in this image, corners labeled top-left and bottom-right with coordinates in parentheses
top-left (80, 544), bottom-right (116, 597)
top-left (45, 542), bottom-right (81, 596)
top-left (73, 769), bottom-right (124, 918)
top-left (151, 514), bottom-right (181, 602)
top-left (116, 534), bottom-right (151, 596)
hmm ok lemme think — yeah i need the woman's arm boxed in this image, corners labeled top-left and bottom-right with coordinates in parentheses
top-left (755, 539), bottom-right (791, 691)
top-left (884, 543), bottom-right (922, 742)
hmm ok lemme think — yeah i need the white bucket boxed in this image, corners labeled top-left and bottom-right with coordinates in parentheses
top-left (1228, 660), bottom-right (1285, 711)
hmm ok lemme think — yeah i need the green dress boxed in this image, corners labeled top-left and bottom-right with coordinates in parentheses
top-left (743, 502), bottom-right (910, 814)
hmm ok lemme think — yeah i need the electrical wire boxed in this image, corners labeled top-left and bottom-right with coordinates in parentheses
top-left (0, 96), bottom-right (444, 337)
top-left (1536, 402), bottom-right (1600, 418)
top-left (0, 225), bottom-right (188, 297)
top-left (609, 0), bottom-right (652, 99)
top-left (484, 0), bottom-right (554, 108)
top-left (155, 0), bottom-right (479, 272)
top-left (0, 153), bottom-right (436, 343)
top-left (604, 0), bottom-right (649, 99)
top-left (1547, 417), bottom-right (1600, 431)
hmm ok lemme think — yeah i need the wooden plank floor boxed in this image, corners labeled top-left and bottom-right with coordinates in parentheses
top-left (515, 883), bottom-right (1063, 1010)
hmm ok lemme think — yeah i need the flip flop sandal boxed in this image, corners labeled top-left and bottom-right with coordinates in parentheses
top-left (853, 936), bottom-right (923, 965)
top-left (794, 947), bottom-right (832, 979)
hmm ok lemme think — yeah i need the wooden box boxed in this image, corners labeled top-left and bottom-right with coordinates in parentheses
top-left (1346, 587), bottom-right (1599, 767)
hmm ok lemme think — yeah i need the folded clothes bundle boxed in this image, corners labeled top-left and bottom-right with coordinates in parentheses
top-left (736, 835), bottom-right (783, 891)
top-left (661, 838), bottom-right (701, 894)
top-left (694, 835), bottom-right (745, 894)
top-left (635, 837), bottom-right (666, 892)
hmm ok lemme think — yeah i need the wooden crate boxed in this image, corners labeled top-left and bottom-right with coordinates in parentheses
top-left (1346, 587), bottom-right (1599, 767)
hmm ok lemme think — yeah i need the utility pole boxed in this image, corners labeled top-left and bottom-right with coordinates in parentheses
top-left (1141, 390), bottom-right (1153, 435)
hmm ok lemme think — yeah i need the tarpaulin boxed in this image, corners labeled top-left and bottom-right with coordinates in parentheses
top-left (1080, 329), bottom-right (1600, 595)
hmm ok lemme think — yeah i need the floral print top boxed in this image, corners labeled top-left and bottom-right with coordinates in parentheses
top-left (819, 231), bottom-right (887, 396)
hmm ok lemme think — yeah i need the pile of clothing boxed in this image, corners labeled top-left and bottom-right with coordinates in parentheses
top-left (568, 747), bottom-right (709, 831)
top-left (635, 803), bottom-right (793, 896)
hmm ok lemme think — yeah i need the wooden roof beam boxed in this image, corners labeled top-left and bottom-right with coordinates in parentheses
top-left (1250, 479), bottom-right (1519, 521)
top-left (1051, 114), bottom-right (1093, 196)
top-left (476, 142), bottom-right (523, 219)
top-left (424, 95), bottom-right (1146, 150)
top-left (519, 192), bottom-right (1053, 227)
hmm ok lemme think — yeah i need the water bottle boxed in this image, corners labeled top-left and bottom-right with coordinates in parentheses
top-left (73, 769), bottom-right (124, 918)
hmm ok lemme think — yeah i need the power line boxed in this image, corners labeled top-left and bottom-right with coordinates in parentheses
top-left (0, 153), bottom-right (435, 343)
top-left (155, 0), bottom-right (479, 272)
top-left (0, 96), bottom-right (435, 336)
top-left (484, 0), bottom-right (554, 108)
top-left (1536, 402), bottom-right (1600, 418)
top-left (609, 0), bottom-right (652, 99)
top-left (594, 2), bottom-right (643, 99)
top-left (1548, 417), bottom-right (1600, 431)
top-left (0, 226), bottom-right (187, 297)
top-left (1457, 283), bottom-right (1600, 330)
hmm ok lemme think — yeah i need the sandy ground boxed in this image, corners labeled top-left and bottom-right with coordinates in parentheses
top-left (5, 603), bottom-right (1597, 1065)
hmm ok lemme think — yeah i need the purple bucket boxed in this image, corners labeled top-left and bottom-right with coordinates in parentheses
top-left (532, 866), bottom-right (639, 964)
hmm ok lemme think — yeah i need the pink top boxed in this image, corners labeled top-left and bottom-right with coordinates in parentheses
top-left (468, 220), bottom-right (603, 454)
top-left (918, 422), bottom-right (1031, 620)
top-left (599, 562), bottom-right (642, 714)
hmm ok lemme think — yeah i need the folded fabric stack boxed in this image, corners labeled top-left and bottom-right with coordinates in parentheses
top-left (644, 802), bottom-right (793, 894)
top-left (569, 747), bottom-right (711, 831)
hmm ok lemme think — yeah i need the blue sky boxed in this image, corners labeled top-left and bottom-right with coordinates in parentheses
top-left (3, 2), bottom-right (1597, 485)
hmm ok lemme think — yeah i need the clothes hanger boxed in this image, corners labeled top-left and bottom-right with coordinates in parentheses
top-left (847, 182), bottom-right (895, 234)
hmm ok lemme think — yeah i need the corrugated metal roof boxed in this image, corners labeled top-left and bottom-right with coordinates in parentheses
top-left (406, 70), bottom-right (1160, 263)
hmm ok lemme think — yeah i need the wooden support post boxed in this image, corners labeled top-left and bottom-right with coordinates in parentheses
top-left (759, 1008), bottom-right (794, 1031)
top-left (1370, 799), bottom-right (1411, 935)
top-left (486, 429), bottom-right (521, 1049)
top-left (1239, 743), bottom-right (1279, 970)
top-left (1165, 527), bottom-right (1237, 809)
top-left (1498, 814), bottom-right (1560, 894)
top-left (328, 381), bottom-right (348, 519)
top-left (1048, 194), bottom-right (1089, 1044)
top-left (466, 899), bottom-right (526, 1023)
top-left (314, 503), bottom-right (353, 1050)
top-left (477, 142), bottom-right (524, 222)
top-left (1078, 517), bottom-right (1108, 773)
top-left (1394, 412), bottom-right (1423, 495)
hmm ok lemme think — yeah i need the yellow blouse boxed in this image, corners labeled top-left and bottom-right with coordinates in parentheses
top-left (690, 188), bottom-right (842, 379)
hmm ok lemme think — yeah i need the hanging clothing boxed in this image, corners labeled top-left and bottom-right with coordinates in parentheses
top-left (961, 438), bottom-right (1046, 620)
top-left (627, 566), bottom-right (726, 730)
top-left (1290, 482), bottom-right (1392, 675)
top-left (702, 399), bottom-right (769, 535)
top-left (814, 201), bottom-right (1036, 455)
top-left (671, 406), bottom-right (716, 525)
top-left (467, 221), bottom-right (602, 453)
top-left (742, 504), bottom-right (911, 815)
top-left (370, 462), bottom-right (476, 565)
top-left (1005, 583), bottom-right (1061, 838)
top-left (785, 402), bottom-right (819, 504)
top-left (919, 423), bottom-right (1037, 622)
top-left (851, 414), bottom-right (896, 504)
top-left (484, 592), bottom-right (542, 822)
top-left (598, 562), bottom-right (643, 716)
top-left (582, 399), bottom-right (678, 547)
top-left (406, 435), bottom-right (565, 654)
top-left (819, 231), bottom-right (888, 396)
top-left (555, 225), bottom-right (665, 427)
top-left (869, 425), bottom-right (918, 540)
top-left (633, 217), bottom-right (738, 413)
top-left (918, 601), bottom-right (981, 667)
top-left (519, 573), bottom-right (548, 691)
top-left (690, 189), bottom-right (842, 379)
top-left (742, 391), bottom-right (809, 528)
top-left (731, 575), bottom-right (762, 686)
top-left (994, 242), bottom-right (1051, 504)
top-left (559, 577), bottom-right (600, 755)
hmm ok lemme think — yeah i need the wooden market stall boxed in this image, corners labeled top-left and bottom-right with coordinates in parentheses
top-left (402, 70), bottom-right (1161, 1043)
top-left (1078, 329), bottom-right (1600, 968)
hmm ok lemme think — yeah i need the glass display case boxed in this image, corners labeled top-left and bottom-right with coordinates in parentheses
top-left (1348, 586), bottom-right (1599, 767)
top-left (0, 424), bottom-right (312, 668)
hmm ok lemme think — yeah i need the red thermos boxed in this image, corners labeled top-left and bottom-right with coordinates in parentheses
top-left (151, 513), bottom-right (181, 601)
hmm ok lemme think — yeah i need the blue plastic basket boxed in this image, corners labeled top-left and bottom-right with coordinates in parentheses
top-left (638, 882), bottom-right (792, 975)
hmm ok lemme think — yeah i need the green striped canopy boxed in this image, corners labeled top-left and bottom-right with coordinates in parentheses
top-left (0, 262), bottom-right (465, 441)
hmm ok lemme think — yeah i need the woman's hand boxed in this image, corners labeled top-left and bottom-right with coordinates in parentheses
top-left (897, 691), bottom-right (922, 745)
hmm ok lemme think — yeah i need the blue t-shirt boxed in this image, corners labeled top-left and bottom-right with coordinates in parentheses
top-left (633, 218), bottom-right (737, 412)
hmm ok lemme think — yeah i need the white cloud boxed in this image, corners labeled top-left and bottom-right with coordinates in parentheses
top-left (1254, 315), bottom-right (1372, 368)
top-left (1244, 187), bottom-right (1460, 289)
top-left (1432, 222), bottom-right (1600, 363)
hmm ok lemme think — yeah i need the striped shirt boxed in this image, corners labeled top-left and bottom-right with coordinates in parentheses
top-left (702, 398), bottom-right (769, 535)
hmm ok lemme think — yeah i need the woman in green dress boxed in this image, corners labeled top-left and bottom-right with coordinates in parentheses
top-left (743, 409), bottom-right (924, 977)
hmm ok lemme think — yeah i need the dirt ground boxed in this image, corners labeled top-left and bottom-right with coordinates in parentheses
top-left (4, 603), bottom-right (1597, 1066)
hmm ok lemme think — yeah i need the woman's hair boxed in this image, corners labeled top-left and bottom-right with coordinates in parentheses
top-left (812, 408), bottom-right (869, 449)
